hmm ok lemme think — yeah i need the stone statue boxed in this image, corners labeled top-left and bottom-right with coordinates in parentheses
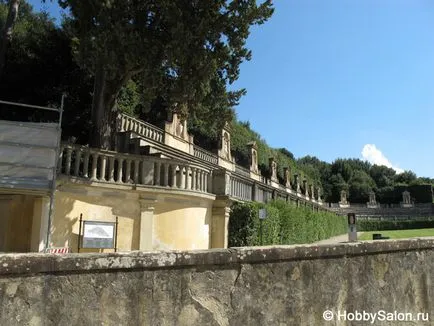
top-left (223, 132), bottom-right (230, 159)
top-left (369, 191), bottom-right (376, 204)
top-left (252, 151), bottom-right (257, 171)
top-left (284, 167), bottom-right (291, 188)
top-left (340, 190), bottom-right (348, 204)
top-left (269, 158), bottom-right (277, 182)
top-left (402, 191), bottom-right (411, 204)
top-left (294, 174), bottom-right (300, 193)
top-left (176, 120), bottom-right (184, 137)
top-left (303, 180), bottom-right (308, 197)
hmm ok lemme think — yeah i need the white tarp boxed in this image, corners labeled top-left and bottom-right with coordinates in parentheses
top-left (0, 120), bottom-right (59, 192)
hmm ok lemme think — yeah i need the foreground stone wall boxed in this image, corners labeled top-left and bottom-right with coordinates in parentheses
top-left (0, 239), bottom-right (433, 326)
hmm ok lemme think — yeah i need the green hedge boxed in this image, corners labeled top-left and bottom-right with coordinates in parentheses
top-left (228, 200), bottom-right (347, 247)
top-left (357, 219), bottom-right (434, 231)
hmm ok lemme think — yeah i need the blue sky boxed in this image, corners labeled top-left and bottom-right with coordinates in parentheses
top-left (29, 0), bottom-right (434, 177)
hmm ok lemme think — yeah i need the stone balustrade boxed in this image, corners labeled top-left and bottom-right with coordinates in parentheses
top-left (193, 145), bottom-right (218, 165)
top-left (58, 144), bottom-right (212, 193)
top-left (229, 175), bottom-right (253, 201)
top-left (118, 113), bottom-right (164, 143)
top-left (235, 164), bottom-right (251, 178)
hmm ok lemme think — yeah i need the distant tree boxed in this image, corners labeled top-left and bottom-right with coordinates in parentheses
top-left (58, 0), bottom-right (274, 149)
top-left (328, 173), bottom-right (348, 202)
top-left (369, 164), bottom-right (396, 188)
top-left (278, 148), bottom-right (295, 160)
top-left (349, 170), bottom-right (376, 203)
top-left (331, 159), bottom-right (354, 182)
top-left (394, 170), bottom-right (417, 185)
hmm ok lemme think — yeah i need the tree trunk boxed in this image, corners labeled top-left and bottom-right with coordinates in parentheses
top-left (0, 0), bottom-right (20, 79)
top-left (90, 67), bottom-right (119, 149)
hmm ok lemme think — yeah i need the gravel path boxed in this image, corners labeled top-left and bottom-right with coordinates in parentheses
top-left (313, 232), bottom-right (364, 245)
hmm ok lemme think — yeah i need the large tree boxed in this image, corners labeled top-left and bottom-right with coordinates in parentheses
top-left (59, 0), bottom-right (274, 149)
top-left (0, 0), bottom-right (20, 79)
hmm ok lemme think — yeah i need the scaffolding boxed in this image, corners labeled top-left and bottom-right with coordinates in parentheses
top-left (0, 97), bottom-right (64, 250)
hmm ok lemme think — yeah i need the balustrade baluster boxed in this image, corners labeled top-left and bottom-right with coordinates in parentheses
top-left (180, 166), bottom-right (186, 189)
top-left (171, 165), bottom-right (177, 187)
top-left (125, 159), bottom-right (132, 183)
top-left (90, 153), bottom-right (99, 181)
top-left (186, 167), bottom-right (191, 190)
top-left (65, 147), bottom-right (72, 175)
top-left (73, 148), bottom-right (81, 176)
top-left (191, 168), bottom-right (196, 190)
top-left (117, 158), bottom-right (124, 183)
top-left (203, 173), bottom-right (208, 192)
top-left (154, 161), bottom-right (161, 186)
top-left (133, 159), bottom-right (139, 183)
top-left (83, 150), bottom-right (90, 178)
top-left (201, 171), bottom-right (206, 192)
top-left (163, 163), bottom-right (169, 186)
top-left (198, 170), bottom-right (203, 191)
top-left (99, 155), bottom-right (107, 181)
top-left (140, 160), bottom-right (146, 185)
top-left (121, 117), bottom-right (126, 132)
top-left (108, 156), bottom-right (115, 182)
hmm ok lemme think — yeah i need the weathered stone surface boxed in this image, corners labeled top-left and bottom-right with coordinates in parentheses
top-left (0, 239), bottom-right (433, 325)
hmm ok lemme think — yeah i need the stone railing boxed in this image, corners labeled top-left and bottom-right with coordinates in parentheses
top-left (193, 145), bottom-right (218, 165)
top-left (256, 185), bottom-right (273, 203)
top-left (229, 175), bottom-right (253, 202)
top-left (235, 164), bottom-right (251, 177)
top-left (58, 144), bottom-right (212, 193)
top-left (118, 113), bottom-right (164, 143)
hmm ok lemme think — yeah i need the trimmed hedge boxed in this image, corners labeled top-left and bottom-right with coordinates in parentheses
top-left (228, 200), bottom-right (347, 247)
top-left (357, 219), bottom-right (434, 232)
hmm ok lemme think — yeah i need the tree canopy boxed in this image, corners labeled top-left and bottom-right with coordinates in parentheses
top-left (57, 0), bottom-right (274, 148)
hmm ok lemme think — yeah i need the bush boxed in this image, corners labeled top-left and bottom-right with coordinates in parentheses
top-left (357, 219), bottom-right (434, 231)
top-left (228, 200), bottom-right (347, 246)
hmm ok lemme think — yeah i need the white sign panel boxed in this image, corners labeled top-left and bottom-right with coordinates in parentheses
top-left (82, 221), bottom-right (115, 249)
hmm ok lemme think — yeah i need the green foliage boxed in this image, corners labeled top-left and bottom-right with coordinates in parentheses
top-left (229, 118), bottom-right (314, 184)
top-left (228, 200), bottom-right (347, 247)
top-left (116, 79), bottom-right (140, 116)
top-left (357, 219), bottom-right (434, 231)
top-left (0, 0), bottom-right (93, 143)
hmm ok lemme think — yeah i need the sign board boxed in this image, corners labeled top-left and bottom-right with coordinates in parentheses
top-left (259, 208), bottom-right (267, 220)
top-left (347, 213), bottom-right (357, 242)
top-left (82, 221), bottom-right (116, 249)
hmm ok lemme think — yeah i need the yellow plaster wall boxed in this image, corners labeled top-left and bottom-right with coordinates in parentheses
top-left (51, 184), bottom-right (218, 253)
top-left (52, 190), bottom-right (140, 253)
top-left (153, 198), bottom-right (213, 250)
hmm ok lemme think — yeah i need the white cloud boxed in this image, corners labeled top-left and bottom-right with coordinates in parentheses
top-left (361, 144), bottom-right (404, 174)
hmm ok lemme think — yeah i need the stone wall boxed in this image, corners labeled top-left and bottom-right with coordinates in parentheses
top-left (0, 239), bottom-right (433, 325)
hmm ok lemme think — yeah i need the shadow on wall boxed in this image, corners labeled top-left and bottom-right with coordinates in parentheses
top-left (53, 189), bottom-right (140, 252)
top-left (51, 196), bottom-right (78, 251)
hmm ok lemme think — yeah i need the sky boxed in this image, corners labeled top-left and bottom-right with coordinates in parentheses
top-left (28, 0), bottom-right (434, 178)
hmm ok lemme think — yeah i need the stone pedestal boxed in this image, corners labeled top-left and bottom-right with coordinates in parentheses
top-left (139, 198), bottom-right (157, 251)
top-left (211, 197), bottom-right (231, 249)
